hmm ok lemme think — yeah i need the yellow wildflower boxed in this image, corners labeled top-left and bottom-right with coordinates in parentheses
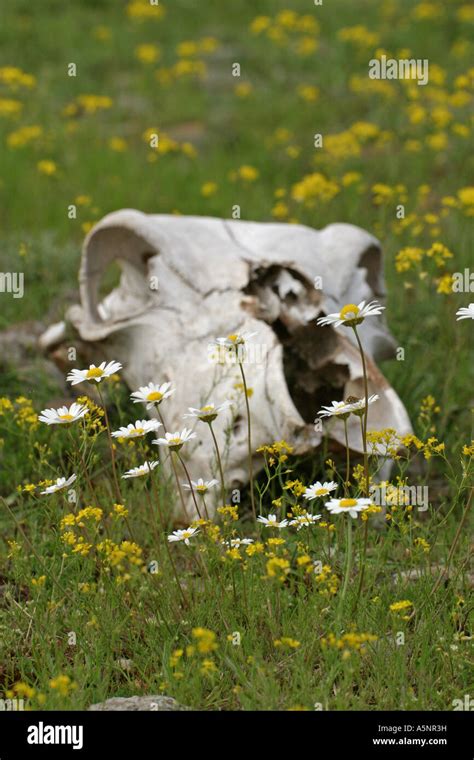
top-left (49, 675), bottom-right (77, 697)
top-left (274, 637), bottom-right (300, 649)
top-left (135, 43), bottom-right (161, 64)
top-left (37, 160), bottom-right (57, 176)
top-left (266, 557), bottom-right (290, 581)
top-left (192, 627), bottom-right (218, 654)
top-left (126, 1), bottom-right (166, 21)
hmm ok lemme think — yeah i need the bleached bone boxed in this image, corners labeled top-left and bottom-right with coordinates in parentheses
top-left (42, 210), bottom-right (412, 517)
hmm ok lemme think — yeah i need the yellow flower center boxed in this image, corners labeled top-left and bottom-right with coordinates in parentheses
top-left (182, 531), bottom-right (191, 539)
top-left (59, 414), bottom-right (74, 421)
top-left (339, 498), bottom-right (358, 508)
top-left (200, 405), bottom-right (214, 413)
top-left (86, 367), bottom-right (104, 379)
top-left (315, 488), bottom-right (328, 496)
top-left (196, 485), bottom-right (207, 493)
top-left (169, 437), bottom-right (182, 445)
top-left (227, 334), bottom-right (238, 342)
top-left (147, 391), bottom-right (163, 402)
top-left (339, 304), bottom-right (360, 320)
top-left (133, 428), bottom-right (145, 436)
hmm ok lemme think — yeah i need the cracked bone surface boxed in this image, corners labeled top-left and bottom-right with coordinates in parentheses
top-left (43, 210), bottom-right (412, 517)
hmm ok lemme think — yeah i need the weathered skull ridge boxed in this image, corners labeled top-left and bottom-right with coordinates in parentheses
top-left (41, 209), bottom-right (412, 516)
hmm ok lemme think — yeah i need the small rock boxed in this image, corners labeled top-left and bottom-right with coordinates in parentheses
top-left (392, 565), bottom-right (474, 587)
top-left (88, 695), bottom-right (190, 711)
top-left (0, 320), bottom-right (65, 396)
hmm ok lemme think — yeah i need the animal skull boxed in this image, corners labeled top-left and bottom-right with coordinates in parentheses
top-left (41, 210), bottom-right (412, 517)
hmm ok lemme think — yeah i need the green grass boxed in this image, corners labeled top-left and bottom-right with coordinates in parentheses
top-left (0, 0), bottom-right (473, 711)
top-left (0, 392), bottom-right (472, 710)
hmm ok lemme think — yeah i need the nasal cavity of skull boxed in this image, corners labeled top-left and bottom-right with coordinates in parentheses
top-left (275, 321), bottom-right (349, 424)
top-left (243, 265), bottom-right (319, 323)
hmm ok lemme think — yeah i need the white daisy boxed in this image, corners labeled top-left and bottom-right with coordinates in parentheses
top-left (224, 538), bottom-right (254, 547)
top-left (214, 331), bottom-right (257, 348)
top-left (66, 360), bottom-right (122, 385)
top-left (257, 514), bottom-right (289, 529)
top-left (456, 303), bottom-right (474, 321)
top-left (167, 527), bottom-right (200, 546)
top-left (183, 401), bottom-right (231, 423)
top-left (130, 382), bottom-right (175, 410)
top-left (182, 478), bottom-right (219, 494)
top-left (289, 512), bottom-right (322, 530)
top-left (122, 461), bottom-right (159, 479)
top-left (304, 481), bottom-right (338, 500)
top-left (38, 402), bottom-right (89, 426)
top-left (318, 400), bottom-right (356, 418)
top-left (347, 394), bottom-right (379, 414)
top-left (111, 419), bottom-right (162, 439)
top-left (317, 300), bottom-right (385, 328)
top-left (152, 428), bottom-right (197, 452)
top-left (41, 474), bottom-right (77, 495)
top-left (325, 497), bottom-right (372, 519)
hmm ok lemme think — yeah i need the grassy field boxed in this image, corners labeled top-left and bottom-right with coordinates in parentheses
top-left (0, 0), bottom-right (472, 711)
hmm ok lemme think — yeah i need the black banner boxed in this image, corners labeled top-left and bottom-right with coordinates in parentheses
top-left (0, 710), bottom-right (471, 757)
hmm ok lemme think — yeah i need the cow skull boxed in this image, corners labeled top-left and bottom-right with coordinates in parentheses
top-left (41, 210), bottom-right (412, 517)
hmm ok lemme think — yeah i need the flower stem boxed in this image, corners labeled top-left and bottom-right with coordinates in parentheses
top-left (238, 359), bottom-right (256, 521)
top-left (338, 516), bottom-right (353, 620)
top-left (352, 326), bottom-right (370, 496)
top-left (165, 541), bottom-right (189, 610)
top-left (149, 471), bottom-right (189, 610)
top-left (200, 495), bottom-right (210, 521)
top-left (343, 418), bottom-right (350, 496)
top-left (351, 326), bottom-right (371, 608)
top-left (208, 421), bottom-right (226, 507)
top-left (157, 407), bottom-right (190, 522)
top-left (97, 386), bottom-right (122, 502)
top-left (177, 452), bottom-right (203, 520)
top-left (67, 428), bottom-right (94, 503)
top-left (353, 519), bottom-right (369, 615)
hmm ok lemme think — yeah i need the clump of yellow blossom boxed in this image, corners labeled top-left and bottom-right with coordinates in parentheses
top-left (49, 675), bottom-right (77, 697)
top-left (389, 600), bottom-right (414, 619)
top-left (191, 627), bottom-right (218, 654)
top-left (126, 0), bottom-right (166, 21)
top-left (274, 637), bottom-right (300, 649)
top-left (321, 631), bottom-right (378, 659)
top-left (135, 43), bottom-right (161, 64)
top-left (266, 557), bottom-right (290, 581)
top-left (217, 505), bottom-right (239, 522)
top-left (0, 66), bottom-right (36, 89)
